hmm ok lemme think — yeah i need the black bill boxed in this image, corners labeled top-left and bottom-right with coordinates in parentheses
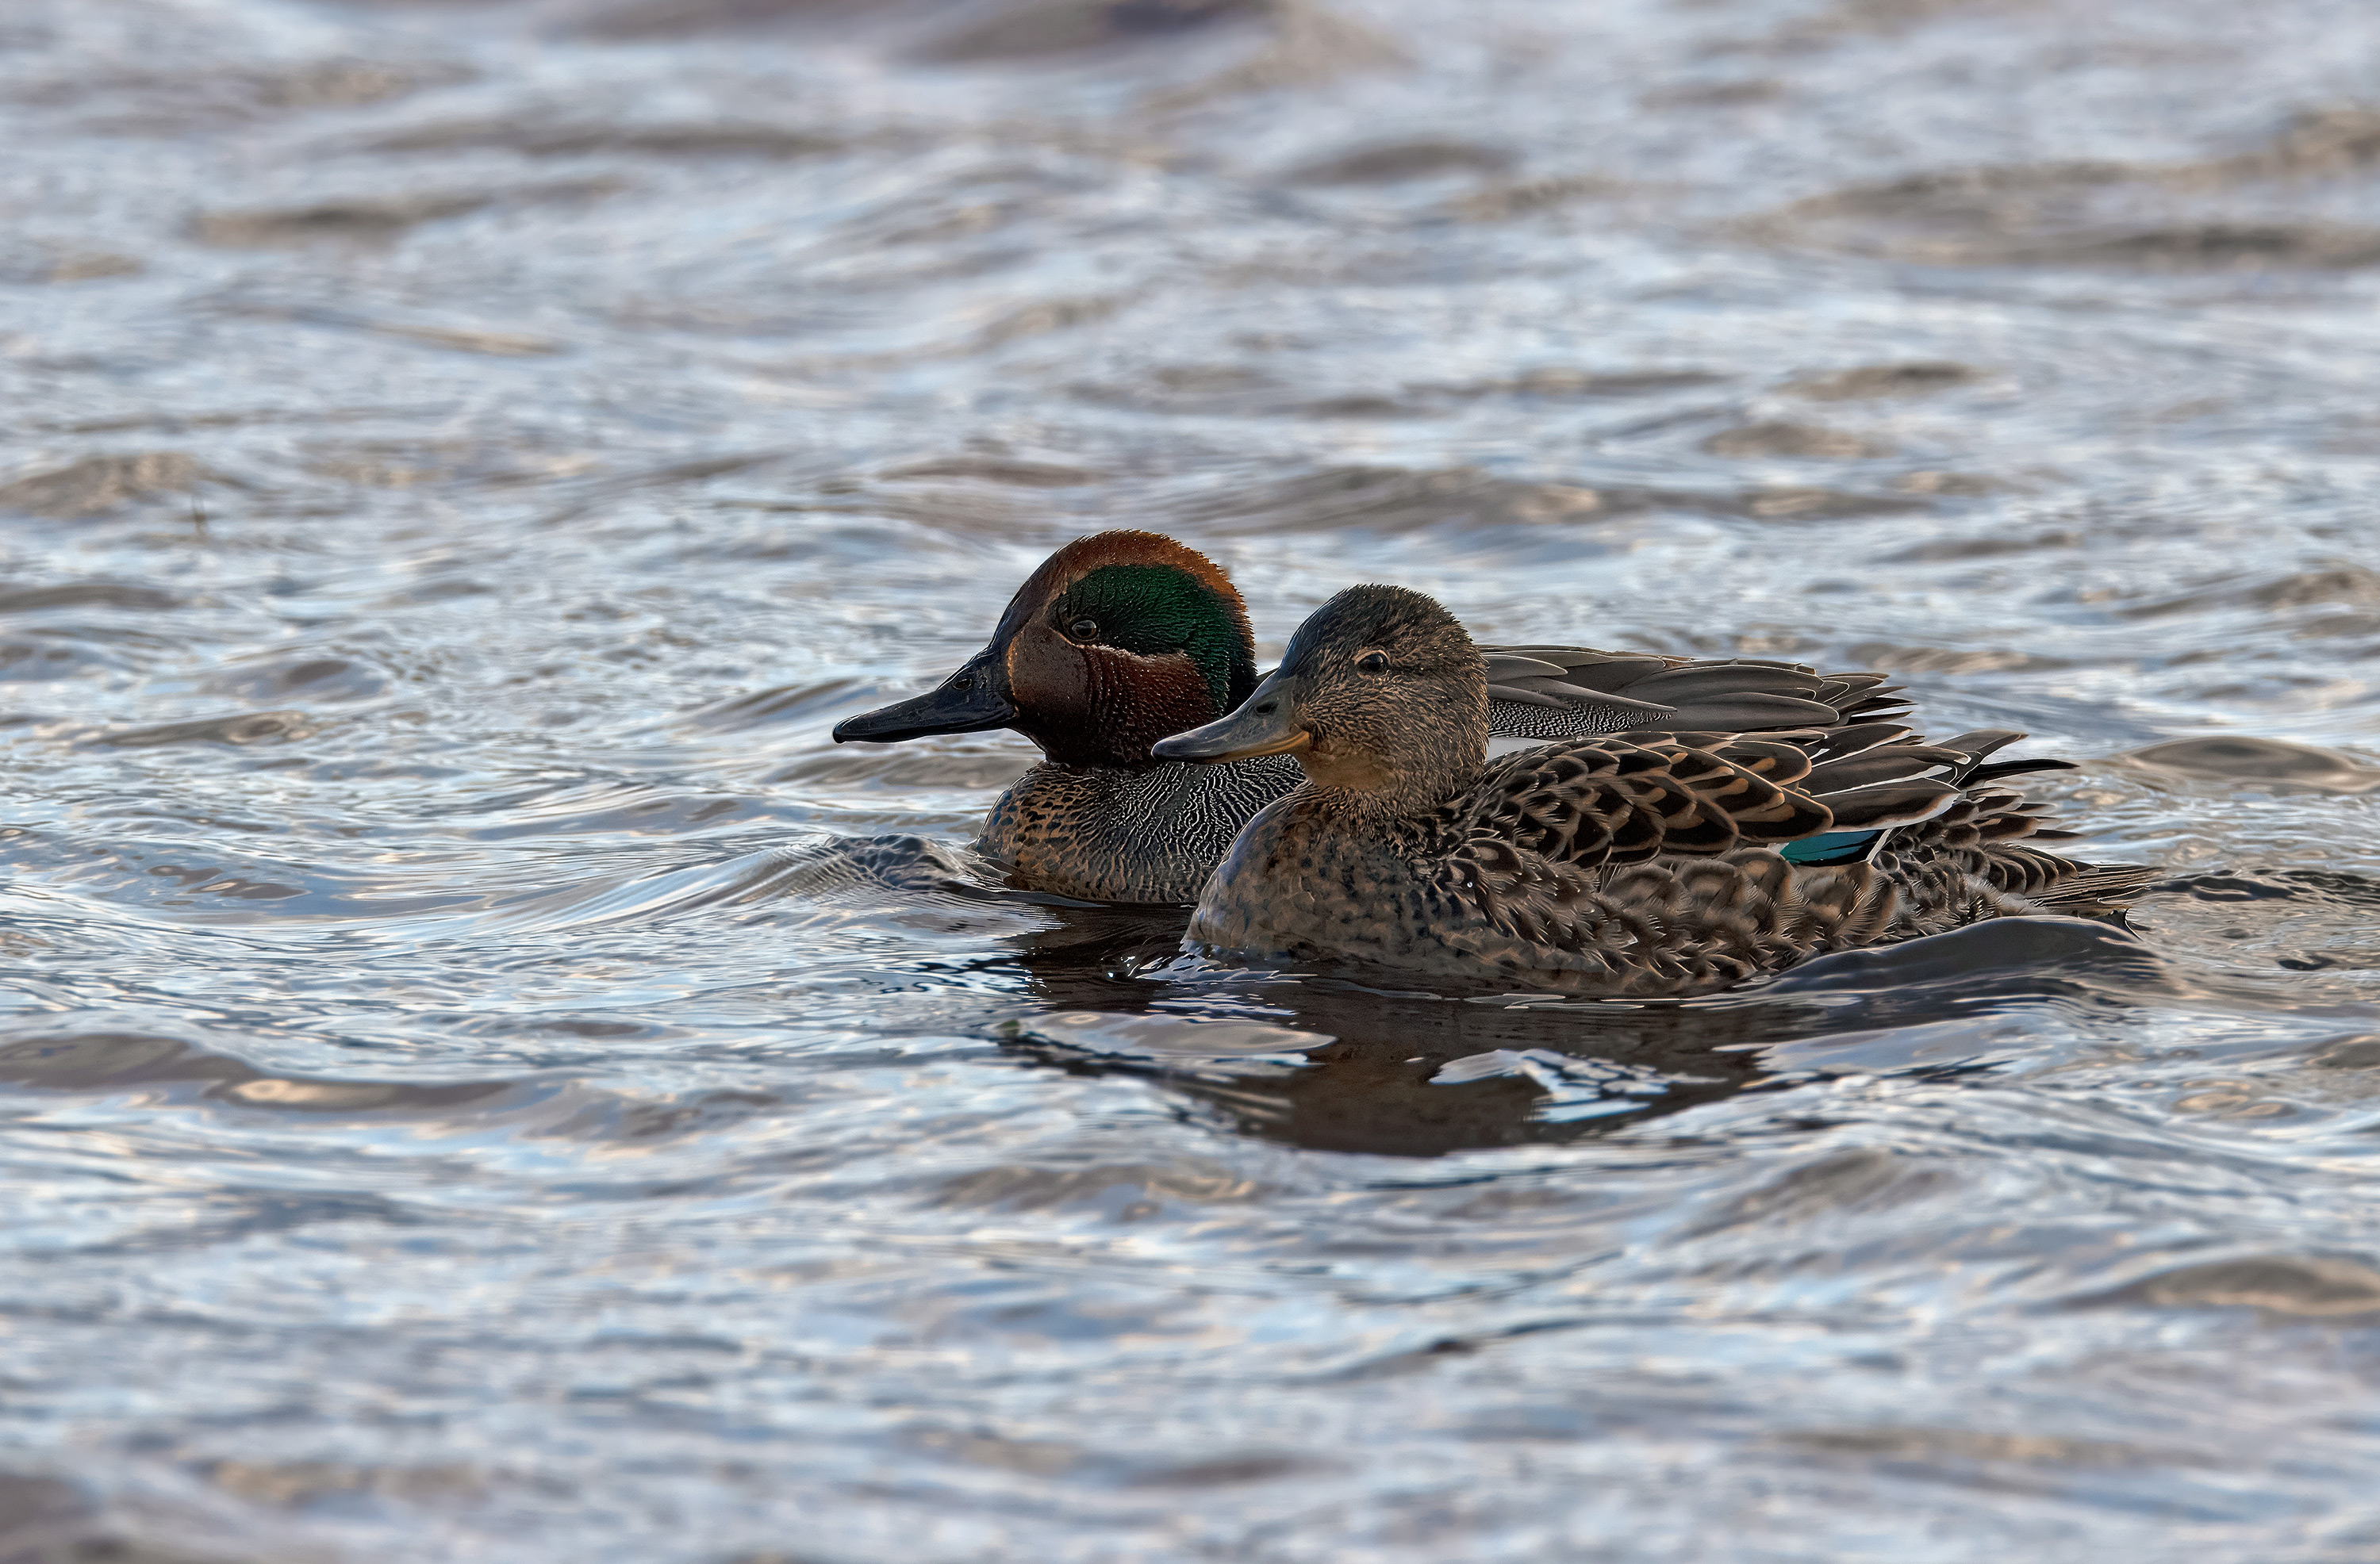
top-left (831, 658), bottom-right (1015, 743)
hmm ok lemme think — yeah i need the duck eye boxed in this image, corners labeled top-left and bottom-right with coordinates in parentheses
top-left (1069, 617), bottom-right (1100, 642)
top-left (1355, 650), bottom-right (1389, 673)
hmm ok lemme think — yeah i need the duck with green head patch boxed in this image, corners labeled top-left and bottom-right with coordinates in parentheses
top-left (834, 531), bottom-right (1913, 903)
top-left (1153, 584), bottom-right (2155, 995)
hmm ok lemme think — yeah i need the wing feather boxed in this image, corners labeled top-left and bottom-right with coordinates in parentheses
top-left (1476, 645), bottom-right (1920, 742)
top-left (1449, 736), bottom-right (1836, 880)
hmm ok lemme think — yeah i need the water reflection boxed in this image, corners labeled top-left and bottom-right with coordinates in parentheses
top-left (989, 903), bottom-right (2173, 1156)
top-left (10, 0), bottom-right (2380, 1555)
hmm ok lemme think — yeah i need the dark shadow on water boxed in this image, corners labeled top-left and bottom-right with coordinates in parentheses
top-left (756, 834), bottom-right (2184, 1157)
top-left (985, 907), bottom-right (2176, 1157)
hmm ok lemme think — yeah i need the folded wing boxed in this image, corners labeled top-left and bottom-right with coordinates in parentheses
top-left (1476, 646), bottom-right (1910, 741)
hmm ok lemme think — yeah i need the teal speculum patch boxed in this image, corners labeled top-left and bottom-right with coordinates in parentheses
top-left (1780, 829), bottom-right (1883, 866)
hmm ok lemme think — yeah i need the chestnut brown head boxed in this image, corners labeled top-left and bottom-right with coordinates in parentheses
top-left (833, 531), bottom-right (1261, 769)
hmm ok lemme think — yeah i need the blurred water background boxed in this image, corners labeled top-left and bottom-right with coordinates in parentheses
top-left (5, 0), bottom-right (2380, 1558)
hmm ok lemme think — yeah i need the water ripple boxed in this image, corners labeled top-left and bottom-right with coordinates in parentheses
top-left (5, 0), bottom-right (2380, 1558)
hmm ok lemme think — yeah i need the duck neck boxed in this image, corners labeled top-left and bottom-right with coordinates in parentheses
top-left (1297, 726), bottom-right (1484, 821)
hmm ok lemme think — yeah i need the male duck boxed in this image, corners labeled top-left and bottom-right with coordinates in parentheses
top-left (1154, 585), bottom-right (2155, 996)
top-left (833, 531), bottom-right (1905, 903)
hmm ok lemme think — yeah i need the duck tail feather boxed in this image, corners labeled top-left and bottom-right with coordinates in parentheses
top-left (2026, 861), bottom-right (2159, 912)
top-left (1818, 780), bottom-right (1964, 830)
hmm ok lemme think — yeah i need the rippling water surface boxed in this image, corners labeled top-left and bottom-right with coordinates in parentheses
top-left (6, 0), bottom-right (2380, 1557)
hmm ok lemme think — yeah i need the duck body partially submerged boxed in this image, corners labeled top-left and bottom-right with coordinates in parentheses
top-left (835, 531), bottom-right (1910, 903)
top-left (1154, 585), bottom-right (2153, 996)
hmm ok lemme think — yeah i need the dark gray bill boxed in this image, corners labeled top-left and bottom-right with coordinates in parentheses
top-left (1150, 672), bottom-right (1311, 763)
top-left (832, 661), bottom-right (1015, 743)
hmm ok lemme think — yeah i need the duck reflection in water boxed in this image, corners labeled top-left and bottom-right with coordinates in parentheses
top-left (996, 902), bottom-right (1778, 1158)
top-left (983, 899), bottom-right (2167, 1159)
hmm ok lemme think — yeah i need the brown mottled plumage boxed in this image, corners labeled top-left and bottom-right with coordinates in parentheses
top-left (833, 531), bottom-right (1919, 903)
top-left (1154, 585), bottom-right (2154, 995)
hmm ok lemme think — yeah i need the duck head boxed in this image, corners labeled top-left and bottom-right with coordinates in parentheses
top-left (831, 531), bottom-right (1261, 768)
top-left (1154, 584), bottom-right (1488, 813)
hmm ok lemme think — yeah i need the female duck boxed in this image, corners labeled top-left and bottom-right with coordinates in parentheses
top-left (832, 531), bottom-right (1904, 903)
top-left (1154, 585), bottom-right (2153, 996)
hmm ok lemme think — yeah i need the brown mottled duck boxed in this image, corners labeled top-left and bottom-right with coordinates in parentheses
top-left (1152, 584), bottom-right (2153, 995)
